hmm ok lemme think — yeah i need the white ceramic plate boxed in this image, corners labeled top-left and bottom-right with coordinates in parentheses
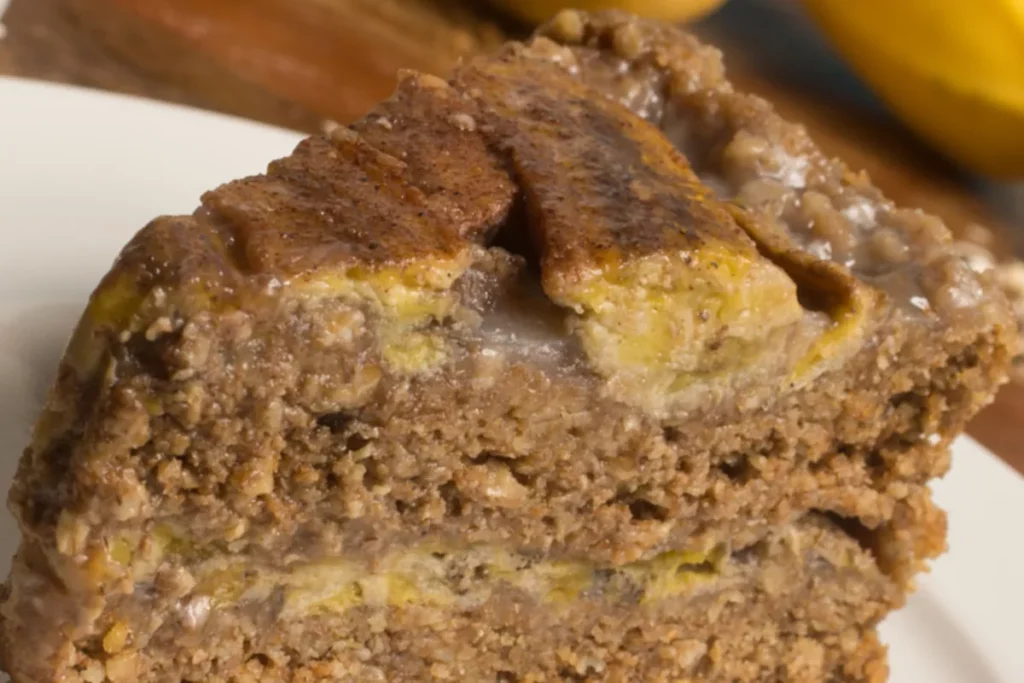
top-left (1, 77), bottom-right (1022, 682)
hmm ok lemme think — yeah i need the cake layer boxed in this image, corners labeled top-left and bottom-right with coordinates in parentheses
top-left (5, 273), bottom-right (966, 576)
top-left (1, 516), bottom-right (900, 682)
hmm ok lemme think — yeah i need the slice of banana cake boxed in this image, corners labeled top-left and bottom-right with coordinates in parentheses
top-left (0, 10), bottom-right (1014, 683)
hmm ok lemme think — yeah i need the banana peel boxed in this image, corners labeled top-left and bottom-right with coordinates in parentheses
top-left (803, 0), bottom-right (1024, 177)
top-left (493, 0), bottom-right (725, 27)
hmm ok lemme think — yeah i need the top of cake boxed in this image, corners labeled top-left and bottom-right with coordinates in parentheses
top-left (66, 10), bottom-right (1012, 417)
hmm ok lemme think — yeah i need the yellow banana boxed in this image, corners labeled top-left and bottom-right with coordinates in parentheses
top-left (803, 0), bottom-right (1024, 177)
top-left (493, 0), bottom-right (725, 28)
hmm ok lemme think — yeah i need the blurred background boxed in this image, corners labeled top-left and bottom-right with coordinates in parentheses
top-left (0, 0), bottom-right (1022, 462)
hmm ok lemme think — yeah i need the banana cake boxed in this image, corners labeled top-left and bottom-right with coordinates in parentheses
top-left (0, 10), bottom-right (1015, 683)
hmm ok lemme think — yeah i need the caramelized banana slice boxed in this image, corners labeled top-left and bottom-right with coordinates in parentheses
top-left (206, 133), bottom-right (473, 303)
top-left (457, 54), bottom-right (805, 411)
top-left (351, 71), bottom-right (516, 242)
top-left (532, 9), bottom-right (885, 391)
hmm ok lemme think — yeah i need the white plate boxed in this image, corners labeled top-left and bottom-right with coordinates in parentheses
top-left (1, 77), bottom-right (1022, 682)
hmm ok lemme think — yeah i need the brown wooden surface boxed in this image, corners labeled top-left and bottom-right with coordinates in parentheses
top-left (1, 0), bottom-right (1021, 472)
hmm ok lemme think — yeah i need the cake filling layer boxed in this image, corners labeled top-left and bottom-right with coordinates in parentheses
top-left (190, 541), bottom-right (727, 620)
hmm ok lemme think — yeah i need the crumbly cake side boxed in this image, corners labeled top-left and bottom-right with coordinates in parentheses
top-left (0, 10), bottom-right (1014, 683)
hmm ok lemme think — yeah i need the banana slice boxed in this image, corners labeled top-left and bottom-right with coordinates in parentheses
top-left (804, 0), bottom-right (1024, 177)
